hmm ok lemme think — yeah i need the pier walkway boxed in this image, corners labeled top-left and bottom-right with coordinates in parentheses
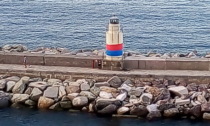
top-left (0, 64), bottom-right (210, 83)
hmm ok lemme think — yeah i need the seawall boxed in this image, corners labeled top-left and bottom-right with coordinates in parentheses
top-left (0, 52), bottom-right (210, 71)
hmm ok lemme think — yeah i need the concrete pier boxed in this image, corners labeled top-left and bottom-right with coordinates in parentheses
top-left (1, 64), bottom-right (210, 84)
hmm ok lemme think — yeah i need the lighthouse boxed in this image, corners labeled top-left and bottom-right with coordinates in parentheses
top-left (105, 16), bottom-right (123, 61)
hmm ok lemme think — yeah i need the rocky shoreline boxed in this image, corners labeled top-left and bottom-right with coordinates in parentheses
top-left (1, 44), bottom-right (210, 58)
top-left (1, 75), bottom-right (210, 120)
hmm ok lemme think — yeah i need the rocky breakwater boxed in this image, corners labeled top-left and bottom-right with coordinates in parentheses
top-left (1, 75), bottom-right (210, 120)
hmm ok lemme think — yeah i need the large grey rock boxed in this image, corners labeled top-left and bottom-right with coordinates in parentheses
top-left (95, 99), bottom-right (122, 111)
top-left (0, 79), bottom-right (6, 90)
top-left (72, 96), bottom-right (88, 107)
top-left (43, 87), bottom-right (59, 99)
top-left (59, 86), bottom-right (66, 98)
top-left (90, 86), bottom-right (100, 96)
top-left (29, 81), bottom-right (49, 91)
top-left (12, 76), bottom-right (30, 94)
top-left (66, 85), bottom-right (80, 94)
top-left (119, 84), bottom-right (132, 92)
top-left (30, 88), bottom-right (43, 101)
top-left (24, 87), bottom-right (33, 95)
top-left (107, 76), bottom-right (122, 88)
top-left (25, 99), bottom-right (36, 106)
top-left (79, 91), bottom-right (96, 101)
top-left (117, 106), bottom-right (130, 115)
top-left (5, 76), bottom-right (20, 82)
top-left (80, 83), bottom-right (90, 91)
top-left (175, 98), bottom-right (190, 106)
top-left (130, 105), bottom-right (148, 117)
top-left (128, 87), bottom-right (144, 97)
top-left (140, 93), bottom-right (153, 105)
top-left (147, 104), bottom-right (159, 113)
top-left (11, 94), bottom-right (30, 103)
top-left (67, 93), bottom-right (79, 101)
top-left (100, 86), bottom-right (118, 93)
top-left (49, 102), bottom-right (62, 110)
top-left (189, 105), bottom-right (202, 118)
top-left (187, 83), bottom-right (198, 91)
top-left (97, 104), bottom-right (117, 115)
top-left (47, 79), bottom-right (62, 85)
top-left (76, 79), bottom-right (89, 86)
top-left (197, 95), bottom-right (207, 104)
top-left (60, 101), bottom-right (72, 109)
top-left (122, 79), bottom-right (133, 85)
top-left (147, 111), bottom-right (162, 120)
top-left (157, 104), bottom-right (175, 111)
top-left (6, 81), bottom-right (16, 92)
top-left (116, 92), bottom-right (127, 101)
top-left (163, 108), bottom-right (179, 117)
top-left (94, 82), bottom-right (110, 87)
top-left (38, 96), bottom-right (54, 109)
top-left (0, 91), bottom-right (10, 108)
top-left (203, 113), bottom-right (210, 120)
top-left (99, 91), bottom-right (113, 99)
top-left (169, 86), bottom-right (188, 96)
top-left (201, 103), bottom-right (210, 112)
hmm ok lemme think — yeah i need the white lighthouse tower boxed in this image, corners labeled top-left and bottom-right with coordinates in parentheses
top-left (105, 16), bottom-right (123, 61)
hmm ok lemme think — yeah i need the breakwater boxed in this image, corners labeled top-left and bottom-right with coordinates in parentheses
top-left (1, 75), bottom-right (210, 120)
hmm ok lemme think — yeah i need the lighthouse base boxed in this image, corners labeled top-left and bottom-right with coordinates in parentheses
top-left (102, 60), bottom-right (123, 71)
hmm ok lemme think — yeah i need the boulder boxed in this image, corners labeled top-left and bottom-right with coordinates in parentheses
top-left (12, 76), bottom-right (30, 94)
top-left (5, 76), bottom-right (20, 82)
top-left (6, 81), bottom-right (16, 92)
top-left (80, 83), bottom-right (90, 91)
top-left (59, 86), bottom-right (66, 98)
top-left (72, 96), bottom-right (88, 107)
top-left (66, 85), bottom-right (80, 94)
top-left (140, 93), bottom-right (153, 105)
top-left (128, 87), bottom-right (144, 97)
top-left (38, 96), bottom-right (54, 109)
top-left (43, 87), bottom-right (59, 99)
top-left (25, 99), bottom-right (36, 106)
top-left (67, 93), bottom-right (79, 101)
top-left (95, 99), bottom-right (122, 111)
top-left (28, 77), bottom-right (42, 83)
top-left (130, 105), bottom-right (148, 117)
top-left (163, 108), bottom-right (179, 117)
top-left (60, 101), bottom-right (72, 109)
top-left (107, 76), bottom-right (122, 88)
top-left (90, 86), bottom-right (100, 96)
top-left (117, 106), bottom-right (130, 115)
top-left (122, 79), bottom-right (133, 85)
top-left (29, 81), bottom-right (49, 91)
top-left (203, 113), bottom-right (210, 120)
top-left (76, 79), bottom-right (89, 86)
top-left (79, 91), bottom-right (96, 101)
top-left (99, 91), bottom-right (113, 99)
top-left (175, 98), bottom-right (190, 106)
top-left (97, 104), bottom-right (117, 115)
top-left (100, 86), bottom-right (118, 93)
top-left (187, 83), bottom-right (198, 91)
top-left (49, 102), bottom-right (62, 110)
top-left (0, 79), bottom-right (6, 90)
top-left (169, 86), bottom-right (188, 96)
top-left (197, 95), bottom-right (207, 104)
top-left (116, 92), bottom-right (127, 101)
top-left (189, 105), bottom-right (202, 118)
top-left (119, 84), bottom-right (132, 92)
top-left (147, 111), bottom-right (162, 120)
top-left (129, 98), bottom-right (140, 104)
top-left (147, 104), bottom-right (159, 113)
top-left (201, 103), bottom-right (210, 112)
top-left (153, 89), bottom-right (170, 103)
top-left (24, 87), bottom-right (33, 95)
top-left (94, 82), bottom-right (110, 87)
top-left (30, 88), bottom-right (43, 101)
top-left (47, 79), bottom-right (62, 85)
top-left (0, 91), bottom-right (10, 108)
top-left (158, 104), bottom-right (175, 111)
top-left (11, 94), bottom-right (30, 103)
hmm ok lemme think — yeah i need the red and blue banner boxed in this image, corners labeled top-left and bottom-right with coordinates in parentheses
top-left (106, 43), bottom-right (123, 56)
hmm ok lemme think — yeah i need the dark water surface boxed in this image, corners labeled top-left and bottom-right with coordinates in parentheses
top-left (0, 108), bottom-right (209, 126)
top-left (0, 0), bottom-right (210, 54)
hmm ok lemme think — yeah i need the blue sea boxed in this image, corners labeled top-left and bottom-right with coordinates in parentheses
top-left (0, 0), bottom-right (210, 54)
top-left (0, 108), bottom-right (210, 126)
